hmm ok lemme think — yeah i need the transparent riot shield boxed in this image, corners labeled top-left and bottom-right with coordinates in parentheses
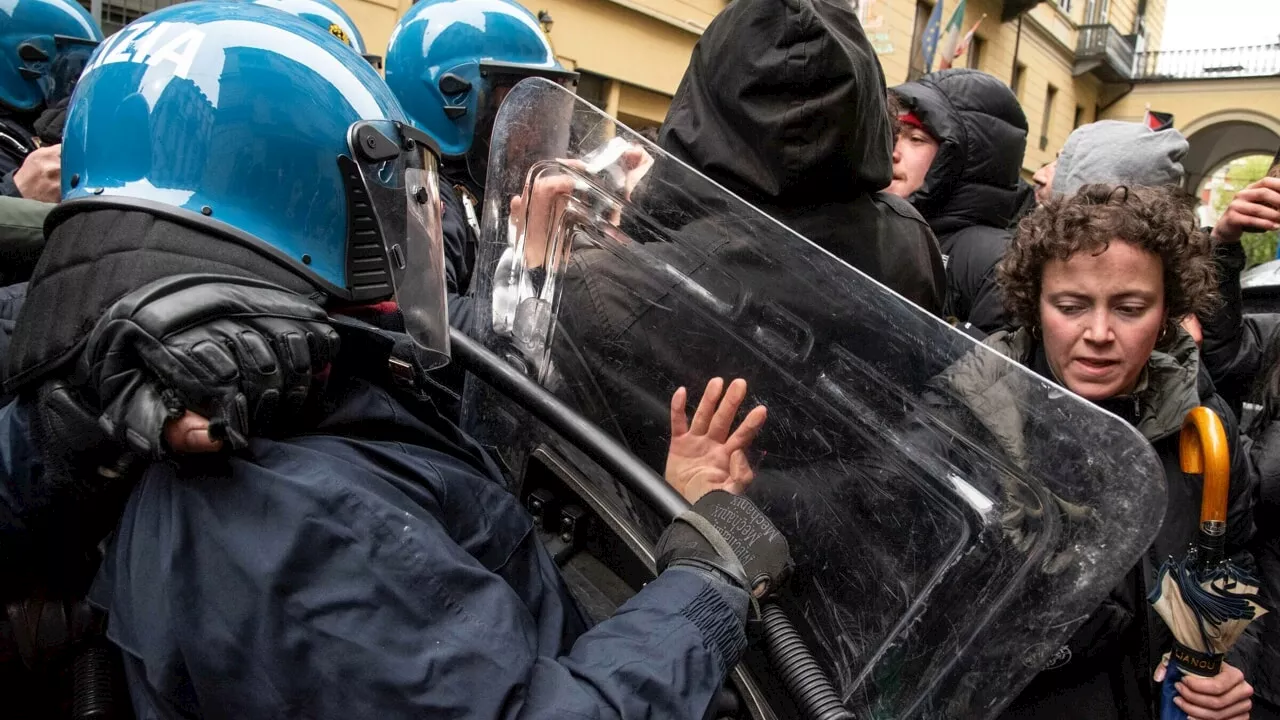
top-left (462, 78), bottom-right (1167, 719)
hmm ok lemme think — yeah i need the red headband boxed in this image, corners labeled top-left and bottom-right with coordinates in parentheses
top-left (898, 112), bottom-right (927, 131)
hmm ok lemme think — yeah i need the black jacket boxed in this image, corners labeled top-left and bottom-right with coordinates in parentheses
top-left (891, 69), bottom-right (1029, 332)
top-left (1198, 240), bottom-right (1280, 708)
top-left (0, 281), bottom-right (23, 407)
top-left (0, 114), bottom-right (35, 199)
top-left (658, 0), bottom-right (945, 314)
top-left (439, 166), bottom-right (479, 331)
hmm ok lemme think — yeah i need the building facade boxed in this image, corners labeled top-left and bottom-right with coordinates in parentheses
top-left (320, 0), bottom-right (1166, 176)
top-left (81, 0), bottom-right (1280, 188)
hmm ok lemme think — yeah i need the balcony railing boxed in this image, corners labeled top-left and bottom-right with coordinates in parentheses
top-left (1132, 44), bottom-right (1280, 80)
top-left (1075, 24), bottom-right (1136, 83)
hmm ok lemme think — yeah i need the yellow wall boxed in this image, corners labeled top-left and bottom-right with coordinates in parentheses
top-left (511, 0), bottom-right (713, 95)
top-left (1100, 77), bottom-right (1280, 135)
top-left (335, 0), bottom-right (412, 58)
top-left (871, 0), bottom-right (922, 90)
top-left (1143, 0), bottom-right (1167, 52)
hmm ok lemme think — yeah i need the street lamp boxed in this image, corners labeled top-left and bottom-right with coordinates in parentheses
top-left (538, 10), bottom-right (554, 33)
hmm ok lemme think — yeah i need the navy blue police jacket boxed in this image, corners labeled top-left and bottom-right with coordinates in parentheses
top-left (0, 372), bottom-right (748, 718)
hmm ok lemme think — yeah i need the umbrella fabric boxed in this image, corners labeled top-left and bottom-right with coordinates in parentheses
top-left (1150, 549), bottom-right (1267, 720)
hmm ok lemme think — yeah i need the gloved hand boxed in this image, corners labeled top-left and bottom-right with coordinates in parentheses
top-left (655, 490), bottom-right (792, 599)
top-left (72, 274), bottom-right (339, 456)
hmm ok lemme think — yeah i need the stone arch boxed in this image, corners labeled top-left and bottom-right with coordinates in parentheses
top-left (1181, 110), bottom-right (1280, 193)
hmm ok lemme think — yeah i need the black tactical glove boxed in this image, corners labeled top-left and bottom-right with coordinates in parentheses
top-left (72, 274), bottom-right (339, 456)
top-left (656, 490), bottom-right (793, 600)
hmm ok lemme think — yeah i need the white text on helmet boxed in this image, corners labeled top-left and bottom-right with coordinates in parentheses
top-left (87, 22), bottom-right (205, 80)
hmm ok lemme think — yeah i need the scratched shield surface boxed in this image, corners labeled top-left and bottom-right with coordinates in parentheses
top-left (462, 79), bottom-right (1167, 719)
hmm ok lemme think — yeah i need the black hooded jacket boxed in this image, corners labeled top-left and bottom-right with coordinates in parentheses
top-left (892, 69), bottom-right (1028, 332)
top-left (658, 0), bottom-right (945, 314)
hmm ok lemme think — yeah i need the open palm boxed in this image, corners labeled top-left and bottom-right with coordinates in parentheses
top-left (665, 377), bottom-right (767, 504)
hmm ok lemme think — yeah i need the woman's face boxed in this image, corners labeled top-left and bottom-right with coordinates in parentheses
top-left (1038, 240), bottom-right (1166, 401)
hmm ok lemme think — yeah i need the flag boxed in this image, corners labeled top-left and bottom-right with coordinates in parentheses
top-left (937, 0), bottom-right (967, 70)
top-left (920, 1), bottom-right (944, 73)
top-left (1144, 109), bottom-right (1175, 131)
top-left (952, 14), bottom-right (986, 63)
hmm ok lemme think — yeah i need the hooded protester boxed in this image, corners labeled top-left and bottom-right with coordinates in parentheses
top-left (658, 0), bottom-right (945, 314)
top-left (891, 68), bottom-right (1029, 332)
top-left (0, 6), bottom-right (792, 718)
top-left (1052, 120), bottom-right (1189, 196)
top-left (981, 185), bottom-right (1255, 719)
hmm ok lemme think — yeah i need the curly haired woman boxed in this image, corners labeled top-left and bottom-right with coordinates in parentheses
top-left (988, 184), bottom-right (1257, 719)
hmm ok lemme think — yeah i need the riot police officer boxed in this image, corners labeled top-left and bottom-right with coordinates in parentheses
top-left (385, 0), bottom-right (578, 330)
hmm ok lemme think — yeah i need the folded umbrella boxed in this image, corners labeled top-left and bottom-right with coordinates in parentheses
top-left (1149, 407), bottom-right (1267, 720)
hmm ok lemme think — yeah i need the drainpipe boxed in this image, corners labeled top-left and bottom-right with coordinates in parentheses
top-left (604, 79), bottom-right (622, 118)
top-left (1011, 15), bottom-right (1023, 84)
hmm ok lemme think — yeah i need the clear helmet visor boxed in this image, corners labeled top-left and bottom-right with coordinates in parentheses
top-left (465, 62), bottom-right (578, 189)
top-left (347, 119), bottom-right (450, 368)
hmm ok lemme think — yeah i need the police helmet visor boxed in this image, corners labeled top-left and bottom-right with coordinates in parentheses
top-left (25, 35), bottom-right (98, 106)
top-left (347, 120), bottom-right (451, 368)
top-left (466, 62), bottom-right (578, 189)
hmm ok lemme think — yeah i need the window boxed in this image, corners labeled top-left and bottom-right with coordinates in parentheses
top-left (1083, 0), bottom-right (1109, 24)
top-left (1056, 0), bottom-right (1073, 12)
top-left (967, 36), bottom-right (984, 70)
top-left (78, 0), bottom-right (183, 36)
top-left (907, 2), bottom-right (934, 81)
top-left (1011, 63), bottom-right (1026, 99)
top-left (1073, 105), bottom-right (1085, 129)
top-left (1040, 84), bottom-right (1058, 151)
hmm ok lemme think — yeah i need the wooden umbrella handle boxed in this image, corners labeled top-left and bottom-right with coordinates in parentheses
top-left (1180, 407), bottom-right (1231, 527)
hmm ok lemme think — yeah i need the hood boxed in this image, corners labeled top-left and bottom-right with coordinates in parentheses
top-left (1052, 121), bottom-right (1188, 195)
top-left (659, 0), bottom-right (893, 206)
top-left (891, 69), bottom-right (1028, 233)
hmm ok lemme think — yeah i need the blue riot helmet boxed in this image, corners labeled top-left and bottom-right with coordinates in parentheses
top-left (60, 2), bottom-right (452, 365)
top-left (235, 0), bottom-right (384, 67)
top-left (385, 0), bottom-right (577, 188)
top-left (0, 0), bottom-right (102, 112)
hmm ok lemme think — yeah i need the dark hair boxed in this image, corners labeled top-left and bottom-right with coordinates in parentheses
top-left (886, 92), bottom-right (904, 138)
top-left (636, 125), bottom-right (661, 144)
top-left (998, 184), bottom-right (1218, 336)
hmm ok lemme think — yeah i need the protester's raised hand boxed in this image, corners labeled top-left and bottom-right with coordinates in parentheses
top-left (1213, 176), bottom-right (1280, 244)
top-left (665, 377), bottom-right (767, 504)
top-left (509, 162), bottom-right (583, 270)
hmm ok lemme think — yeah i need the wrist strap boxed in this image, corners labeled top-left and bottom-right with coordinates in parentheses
top-left (674, 509), bottom-right (749, 588)
top-left (1171, 641), bottom-right (1223, 676)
